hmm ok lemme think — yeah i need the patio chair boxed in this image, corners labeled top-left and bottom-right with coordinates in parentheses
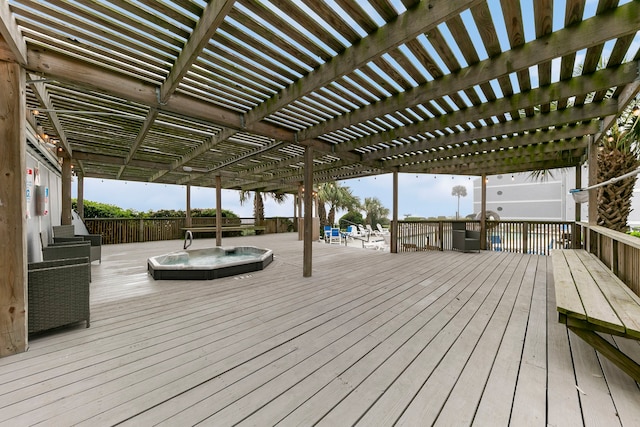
top-left (28, 256), bottom-right (91, 334)
top-left (329, 227), bottom-right (342, 244)
top-left (452, 222), bottom-right (480, 253)
top-left (490, 235), bottom-right (502, 251)
top-left (53, 224), bottom-right (102, 263)
top-left (344, 225), bottom-right (359, 238)
top-left (323, 225), bottom-right (333, 242)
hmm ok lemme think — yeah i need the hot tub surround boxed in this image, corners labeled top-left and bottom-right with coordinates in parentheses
top-left (147, 246), bottom-right (273, 280)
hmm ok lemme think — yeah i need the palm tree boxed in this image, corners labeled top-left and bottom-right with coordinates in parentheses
top-left (362, 197), bottom-right (390, 226)
top-left (451, 185), bottom-right (467, 219)
top-left (596, 105), bottom-right (640, 232)
top-left (317, 182), bottom-right (360, 227)
top-left (239, 190), bottom-right (288, 224)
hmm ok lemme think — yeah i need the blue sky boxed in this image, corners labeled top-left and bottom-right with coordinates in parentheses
top-left (72, 0), bottom-right (637, 220)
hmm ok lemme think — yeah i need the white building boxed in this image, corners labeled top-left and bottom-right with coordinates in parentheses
top-left (473, 168), bottom-right (640, 227)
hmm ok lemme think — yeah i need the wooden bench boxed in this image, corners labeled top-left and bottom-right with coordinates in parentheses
top-left (181, 225), bottom-right (266, 234)
top-left (552, 249), bottom-right (640, 382)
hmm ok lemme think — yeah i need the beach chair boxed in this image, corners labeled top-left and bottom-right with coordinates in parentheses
top-left (357, 224), bottom-right (369, 238)
top-left (366, 224), bottom-right (380, 236)
top-left (376, 223), bottom-right (389, 235)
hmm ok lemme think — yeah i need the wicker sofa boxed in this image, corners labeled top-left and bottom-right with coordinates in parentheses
top-left (53, 224), bottom-right (102, 263)
top-left (27, 257), bottom-right (91, 334)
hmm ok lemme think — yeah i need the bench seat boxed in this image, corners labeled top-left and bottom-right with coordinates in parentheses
top-left (182, 225), bottom-right (266, 233)
top-left (552, 249), bottom-right (640, 382)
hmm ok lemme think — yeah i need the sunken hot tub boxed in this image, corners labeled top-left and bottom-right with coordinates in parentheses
top-left (147, 246), bottom-right (273, 280)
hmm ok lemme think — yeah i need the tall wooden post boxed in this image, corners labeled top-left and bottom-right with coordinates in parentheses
top-left (574, 165), bottom-right (582, 249)
top-left (480, 174), bottom-right (487, 250)
top-left (588, 135), bottom-right (598, 226)
top-left (297, 183), bottom-right (303, 240)
top-left (0, 61), bottom-right (28, 356)
top-left (77, 175), bottom-right (84, 220)
top-left (303, 146), bottom-right (313, 277)
top-left (61, 156), bottom-right (72, 225)
top-left (185, 184), bottom-right (192, 228)
top-left (391, 171), bottom-right (398, 253)
top-left (215, 175), bottom-right (222, 247)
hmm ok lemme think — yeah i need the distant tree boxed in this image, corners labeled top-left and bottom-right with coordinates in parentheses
top-left (72, 199), bottom-right (139, 218)
top-left (451, 185), bottom-right (468, 219)
top-left (362, 197), bottom-right (390, 226)
top-left (339, 211), bottom-right (364, 228)
top-left (317, 182), bottom-right (360, 227)
top-left (239, 190), bottom-right (288, 224)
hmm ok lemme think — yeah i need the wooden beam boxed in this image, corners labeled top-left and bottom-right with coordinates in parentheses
top-left (0, 61), bottom-right (27, 356)
top-left (244, 0), bottom-right (482, 126)
top-left (117, 107), bottom-right (159, 179)
top-left (388, 132), bottom-right (591, 169)
top-left (594, 74), bottom-right (640, 143)
top-left (409, 156), bottom-right (579, 176)
top-left (159, 0), bottom-right (235, 104)
top-left (0, 1), bottom-right (27, 64)
top-left (297, 3), bottom-right (640, 141)
top-left (370, 102), bottom-right (610, 163)
top-left (149, 128), bottom-right (238, 182)
top-left (71, 150), bottom-right (172, 170)
top-left (25, 47), bottom-right (347, 159)
top-left (339, 64), bottom-right (638, 154)
top-left (399, 146), bottom-right (585, 173)
top-left (29, 74), bottom-right (72, 156)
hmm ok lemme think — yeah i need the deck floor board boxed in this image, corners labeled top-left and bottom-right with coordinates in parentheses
top-left (2, 234), bottom-right (640, 426)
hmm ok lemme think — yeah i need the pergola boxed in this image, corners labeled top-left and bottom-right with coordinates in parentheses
top-left (0, 1), bottom-right (639, 354)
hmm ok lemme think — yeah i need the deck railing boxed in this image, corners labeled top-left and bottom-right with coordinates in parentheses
top-left (581, 223), bottom-right (640, 296)
top-left (84, 217), bottom-right (294, 245)
top-left (397, 220), bottom-right (576, 255)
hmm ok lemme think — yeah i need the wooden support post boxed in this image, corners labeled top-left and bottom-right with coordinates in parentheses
top-left (138, 218), bottom-right (144, 242)
top-left (391, 171), bottom-right (398, 253)
top-left (0, 61), bottom-right (28, 356)
top-left (588, 135), bottom-right (598, 226)
top-left (480, 174), bottom-right (487, 250)
top-left (297, 183), bottom-right (303, 240)
top-left (574, 165), bottom-right (581, 249)
top-left (61, 156), bottom-right (72, 225)
top-left (216, 175), bottom-right (222, 247)
top-left (185, 184), bottom-right (192, 228)
top-left (303, 147), bottom-right (313, 277)
top-left (77, 175), bottom-right (84, 220)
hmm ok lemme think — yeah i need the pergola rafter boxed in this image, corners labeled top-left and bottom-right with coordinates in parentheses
top-left (1, 0), bottom-right (636, 193)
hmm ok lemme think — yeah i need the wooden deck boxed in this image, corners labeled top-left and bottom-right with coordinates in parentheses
top-left (2, 233), bottom-right (639, 426)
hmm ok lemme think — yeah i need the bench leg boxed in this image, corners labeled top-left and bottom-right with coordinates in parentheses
top-left (569, 326), bottom-right (640, 383)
